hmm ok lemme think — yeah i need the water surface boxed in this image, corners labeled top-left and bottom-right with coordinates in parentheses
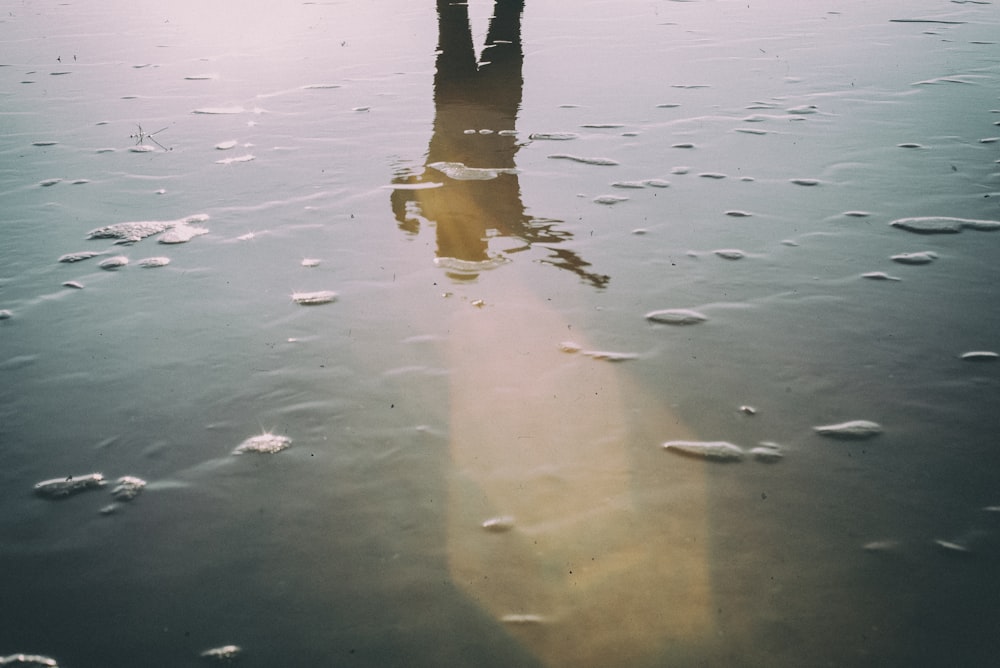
top-left (2, 1), bottom-right (999, 666)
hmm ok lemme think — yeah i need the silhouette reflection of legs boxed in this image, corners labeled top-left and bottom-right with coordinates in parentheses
top-left (391, 3), bottom-right (715, 666)
top-left (390, 0), bottom-right (608, 288)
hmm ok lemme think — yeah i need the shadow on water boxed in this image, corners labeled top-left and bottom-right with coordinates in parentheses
top-left (392, 3), bottom-right (717, 666)
top-left (390, 0), bottom-right (608, 289)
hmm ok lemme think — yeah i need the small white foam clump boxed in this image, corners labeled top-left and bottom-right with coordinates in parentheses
top-left (98, 255), bottom-right (129, 270)
top-left (663, 440), bottom-right (744, 461)
top-left (58, 251), bottom-right (101, 263)
top-left (594, 195), bottom-right (628, 205)
top-left (87, 214), bottom-right (208, 243)
top-left (137, 256), bottom-right (170, 268)
top-left (292, 290), bottom-right (337, 305)
top-left (500, 614), bottom-right (545, 625)
top-left (34, 473), bottom-right (105, 498)
top-left (481, 516), bottom-right (515, 532)
top-left (714, 249), bottom-right (746, 260)
top-left (891, 251), bottom-right (936, 265)
top-left (961, 351), bottom-right (998, 361)
top-left (750, 443), bottom-right (784, 463)
top-left (529, 132), bottom-right (578, 140)
top-left (233, 433), bottom-right (291, 455)
top-left (200, 645), bottom-right (242, 661)
top-left (215, 140), bottom-right (238, 150)
top-left (814, 420), bottom-right (882, 439)
top-left (111, 476), bottom-right (147, 501)
top-left (159, 223), bottom-right (208, 244)
top-left (215, 154), bottom-right (255, 165)
top-left (645, 309), bottom-right (708, 325)
top-left (0, 654), bottom-right (60, 667)
top-left (428, 161), bottom-right (516, 180)
top-left (301, 258), bottom-right (321, 267)
top-left (890, 216), bottom-right (1000, 234)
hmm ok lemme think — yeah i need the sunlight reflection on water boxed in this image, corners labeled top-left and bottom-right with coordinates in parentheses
top-left (1, 1), bottom-right (999, 666)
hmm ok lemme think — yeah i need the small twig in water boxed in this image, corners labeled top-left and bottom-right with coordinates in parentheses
top-left (130, 123), bottom-right (171, 151)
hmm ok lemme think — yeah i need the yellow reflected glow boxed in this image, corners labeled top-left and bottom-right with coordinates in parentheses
top-left (393, 2), bottom-right (717, 665)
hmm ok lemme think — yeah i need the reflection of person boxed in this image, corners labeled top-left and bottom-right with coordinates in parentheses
top-left (389, 5), bottom-right (714, 667)
top-left (391, 0), bottom-right (608, 288)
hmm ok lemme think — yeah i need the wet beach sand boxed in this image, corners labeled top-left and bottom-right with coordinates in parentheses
top-left (1, 1), bottom-right (999, 666)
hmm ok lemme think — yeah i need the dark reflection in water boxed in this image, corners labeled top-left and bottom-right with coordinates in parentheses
top-left (391, 0), bottom-right (609, 288)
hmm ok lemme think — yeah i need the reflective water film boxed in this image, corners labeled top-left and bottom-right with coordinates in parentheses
top-left (2, 1), bottom-right (1000, 666)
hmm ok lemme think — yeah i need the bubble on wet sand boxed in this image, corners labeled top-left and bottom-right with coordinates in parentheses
top-left (0, 310), bottom-right (13, 320)
top-left (528, 132), bottom-right (578, 140)
top-left (891, 251), bottom-right (937, 265)
top-left (111, 476), bottom-right (147, 501)
top-left (645, 309), bottom-right (708, 325)
top-left (88, 214), bottom-right (209, 243)
top-left (98, 255), bottom-right (129, 270)
top-left (137, 256), bottom-right (170, 268)
top-left (960, 351), bottom-right (998, 361)
top-left (301, 258), bottom-right (321, 267)
top-left (898, 143), bottom-right (925, 149)
top-left (580, 123), bottom-right (625, 129)
top-left (200, 645), bottom-right (242, 661)
top-left (62, 281), bottom-right (84, 289)
top-left (735, 128), bottom-right (768, 135)
top-left (34, 473), bottom-right (106, 498)
top-left (547, 154), bottom-right (619, 166)
top-left (699, 172), bottom-right (726, 179)
top-left (889, 216), bottom-right (1000, 234)
top-left (671, 143), bottom-right (695, 149)
top-left (58, 250), bottom-right (101, 263)
top-left (428, 161), bottom-right (516, 180)
top-left (0, 654), bottom-right (60, 667)
top-left (713, 249), bottom-right (746, 260)
top-left (39, 178), bottom-right (62, 187)
top-left (663, 440), bottom-right (744, 462)
top-left (292, 290), bottom-right (337, 305)
top-left (482, 516), bottom-right (515, 532)
top-left (790, 178), bottom-right (821, 186)
top-left (214, 140), bottom-right (238, 150)
top-left (302, 83), bottom-right (341, 89)
top-left (594, 195), bottom-right (628, 205)
top-left (33, 140), bottom-right (58, 147)
top-left (844, 211), bottom-right (871, 218)
top-left (671, 166), bottom-right (690, 174)
top-left (611, 181), bottom-right (646, 189)
top-left (129, 145), bottom-right (156, 153)
top-left (725, 210), bottom-right (752, 217)
top-left (813, 420), bottom-right (882, 439)
top-left (233, 433), bottom-right (291, 455)
top-left (862, 272), bottom-right (901, 281)
top-left (215, 154), bottom-right (255, 165)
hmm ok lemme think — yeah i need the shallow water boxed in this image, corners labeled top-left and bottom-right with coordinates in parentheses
top-left (2, 1), bottom-right (1000, 666)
